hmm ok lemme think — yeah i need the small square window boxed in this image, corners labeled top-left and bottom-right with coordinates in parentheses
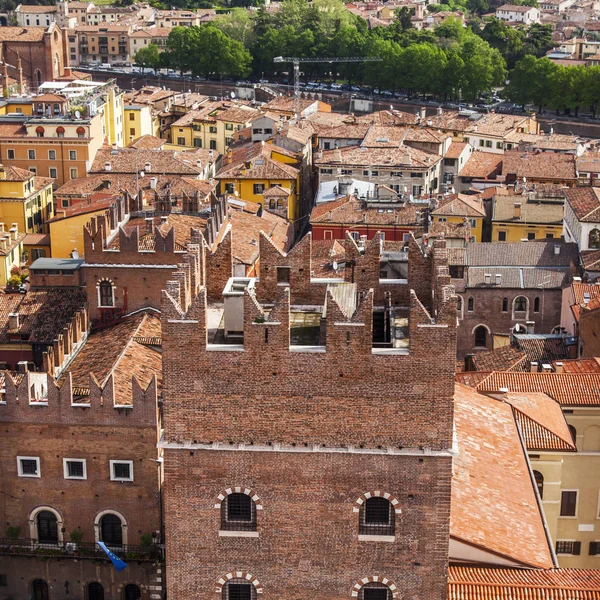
top-left (498, 231), bottom-right (506, 241)
top-left (69, 150), bottom-right (77, 160)
top-left (253, 183), bottom-right (265, 195)
top-left (6, 149), bottom-right (14, 159)
top-left (63, 458), bottom-right (87, 480)
top-left (17, 456), bottom-right (40, 477)
top-left (110, 460), bottom-right (133, 481)
top-left (61, 199), bottom-right (69, 208)
top-left (527, 232), bottom-right (536, 240)
top-left (48, 150), bottom-right (56, 160)
top-left (277, 266), bottom-right (290, 285)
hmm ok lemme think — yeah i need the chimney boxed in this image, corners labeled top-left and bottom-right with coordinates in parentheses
top-left (554, 244), bottom-right (560, 255)
top-left (484, 273), bottom-right (491, 285)
top-left (8, 312), bottom-right (19, 330)
top-left (145, 162), bottom-right (151, 173)
top-left (160, 215), bottom-right (168, 225)
top-left (526, 320), bottom-right (535, 334)
top-left (17, 360), bottom-right (28, 374)
top-left (11, 223), bottom-right (17, 235)
top-left (573, 276), bottom-right (582, 282)
top-left (530, 361), bottom-right (538, 372)
top-left (150, 177), bottom-right (157, 189)
top-left (555, 361), bottom-right (564, 373)
top-left (420, 106), bottom-right (426, 120)
top-left (0, 223), bottom-right (5, 233)
top-left (104, 162), bottom-right (112, 171)
top-left (0, 167), bottom-right (5, 181)
top-left (436, 106), bottom-right (443, 116)
top-left (196, 159), bottom-right (202, 170)
top-left (542, 363), bottom-right (552, 372)
top-left (145, 217), bottom-right (154, 233)
top-left (9, 227), bottom-right (17, 241)
top-left (514, 202), bottom-right (521, 219)
top-left (495, 273), bottom-right (502, 285)
top-left (70, 249), bottom-right (79, 259)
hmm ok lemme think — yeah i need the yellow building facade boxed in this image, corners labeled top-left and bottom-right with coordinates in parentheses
top-left (431, 194), bottom-right (486, 242)
top-left (0, 166), bottom-right (54, 234)
top-left (492, 195), bottom-right (564, 242)
top-left (124, 104), bottom-right (154, 145)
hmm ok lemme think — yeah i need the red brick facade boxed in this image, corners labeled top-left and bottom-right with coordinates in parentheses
top-left (160, 238), bottom-right (458, 599)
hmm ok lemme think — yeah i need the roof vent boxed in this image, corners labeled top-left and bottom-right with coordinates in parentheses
top-left (554, 244), bottom-right (560, 255)
top-left (104, 162), bottom-right (111, 172)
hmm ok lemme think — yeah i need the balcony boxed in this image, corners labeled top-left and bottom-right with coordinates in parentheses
top-left (99, 46), bottom-right (109, 55)
top-left (0, 538), bottom-right (163, 562)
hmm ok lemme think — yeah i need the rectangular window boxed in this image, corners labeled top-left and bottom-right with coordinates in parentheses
top-left (479, 139), bottom-right (485, 147)
top-left (253, 184), bottom-right (265, 195)
top-left (61, 199), bottom-right (69, 208)
top-left (0, 575), bottom-right (6, 586)
top-left (225, 123), bottom-right (234, 130)
top-left (225, 183), bottom-right (235, 194)
top-left (341, 169), bottom-right (353, 175)
top-left (410, 173), bottom-right (421, 179)
top-left (177, 137), bottom-right (185, 146)
top-left (129, 128), bottom-right (135, 136)
top-left (391, 171), bottom-right (403, 177)
top-left (70, 168), bottom-right (78, 179)
top-left (556, 540), bottom-right (581, 555)
top-left (277, 266), bottom-right (290, 284)
top-left (470, 219), bottom-right (477, 228)
top-left (29, 167), bottom-right (37, 175)
top-left (6, 149), bottom-right (14, 159)
top-left (560, 490), bottom-right (578, 517)
top-left (48, 150), bottom-right (56, 160)
top-left (324, 142), bottom-right (330, 150)
top-left (129, 113), bottom-right (135, 121)
top-left (63, 458), bottom-right (87, 480)
top-left (17, 456), bottom-right (40, 477)
top-left (209, 126), bottom-right (217, 133)
top-left (498, 231), bottom-right (507, 241)
top-left (485, 140), bottom-right (492, 148)
top-left (210, 140), bottom-right (217, 150)
top-left (324, 230), bottom-right (333, 239)
top-left (496, 141), bottom-right (504, 149)
top-left (28, 150), bottom-right (35, 160)
top-left (371, 170), bottom-right (379, 176)
top-left (546, 233), bottom-right (554, 239)
top-left (49, 168), bottom-right (57, 179)
top-left (527, 232), bottom-right (536, 240)
top-left (590, 541), bottom-right (600, 556)
top-left (321, 169), bottom-right (333, 175)
top-left (110, 460), bottom-right (133, 482)
top-left (363, 169), bottom-right (369, 176)
top-left (350, 231), bottom-right (359, 241)
top-left (193, 138), bottom-right (202, 148)
top-left (69, 150), bottom-right (76, 160)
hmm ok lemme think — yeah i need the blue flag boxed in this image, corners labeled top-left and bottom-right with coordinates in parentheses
top-left (96, 541), bottom-right (128, 572)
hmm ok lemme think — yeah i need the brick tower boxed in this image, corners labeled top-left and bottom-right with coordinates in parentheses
top-left (161, 237), bottom-right (457, 600)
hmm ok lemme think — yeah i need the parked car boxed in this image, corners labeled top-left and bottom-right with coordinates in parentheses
top-left (382, 90), bottom-right (393, 97)
top-left (259, 78), bottom-right (269, 84)
top-left (330, 83), bottom-right (342, 90)
top-left (350, 85), bottom-right (361, 92)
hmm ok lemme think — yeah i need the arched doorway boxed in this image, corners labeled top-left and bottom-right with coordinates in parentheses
top-left (100, 513), bottom-right (123, 546)
top-left (31, 580), bottom-right (49, 600)
top-left (123, 585), bottom-right (141, 600)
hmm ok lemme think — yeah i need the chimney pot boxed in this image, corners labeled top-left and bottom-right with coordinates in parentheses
top-left (530, 361), bottom-right (538, 372)
top-left (8, 312), bottom-right (19, 329)
top-left (514, 202), bottom-right (521, 219)
top-left (555, 361), bottom-right (564, 373)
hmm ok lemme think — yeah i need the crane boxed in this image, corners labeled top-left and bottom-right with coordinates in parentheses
top-left (273, 56), bottom-right (382, 119)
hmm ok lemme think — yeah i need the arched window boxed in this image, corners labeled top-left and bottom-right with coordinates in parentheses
top-left (589, 228), bottom-right (600, 249)
top-left (222, 579), bottom-right (256, 600)
top-left (123, 585), bottom-right (141, 600)
top-left (533, 470), bottom-right (544, 499)
top-left (100, 513), bottom-right (123, 546)
top-left (359, 583), bottom-right (393, 600)
top-left (56, 126), bottom-right (65, 138)
top-left (87, 583), bottom-right (104, 600)
top-left (37, 510), bottom-right (58, 544)
top-left (76, 126), bottom-right (86, 138)
top-left (568, 425), bottom-right (577, 445)
top-left (514, 296), bottom-right (527, 312)
top-left (474, 325), bottom-right (487, 348)
top-left (98, 280), bottom-right (114, 307)
top-left (31, 579), bottom-right (49, 600)
top-left (467, 297), bottom-right (474, 312)
top-left (221, 492), bottom-right (256, 532)
top-left (534, 297), bottom-right (540, 313)
top-left (359, 497), bottom-right (395, 536)
top-left (35, 126), bottom-right (44, 138)
top-left (583, 425), bottom-right (600, 452)
top-left (502, 297), bottom-right (508, 312)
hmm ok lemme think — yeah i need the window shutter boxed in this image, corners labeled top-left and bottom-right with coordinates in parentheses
top-left (573, 541), bottom-right (581, 555)
top-left (590, 541), bottom-right (598, 556)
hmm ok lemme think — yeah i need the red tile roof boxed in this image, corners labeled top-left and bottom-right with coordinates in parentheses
top-left (470, 345), bottom-right (527, 372)
top-left (448, 566), bottom-right (600, 600)
top-left (564, 187), bottom-right (600, 222)
top-left (459, 151), bottom-right (502, 179)
top-left (555, 357), bottom-right (600, 373)
top-left (503, 150), bottom-right (577, 182)
top-left (452, 384), bottom-right (554, 569)
top-left (476, 372), bottom-right (600, 406)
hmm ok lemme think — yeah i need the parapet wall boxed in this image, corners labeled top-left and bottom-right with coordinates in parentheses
top-left (0, 371), bottom-right (158, 427)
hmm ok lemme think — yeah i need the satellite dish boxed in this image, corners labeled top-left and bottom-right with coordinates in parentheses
top-left (230, 91), bottom-right (235, 99)
top-left (332, 260), bottom-right (338, 271)
top-left (390, 105), bottom-right (393, 110)
top-left (139, 171), bottom-right (145, 177)
top-left (75, 110), bottom-right (81, 119)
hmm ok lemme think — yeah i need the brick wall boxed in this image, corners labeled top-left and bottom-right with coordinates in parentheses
top-left (456, 287), bottom-right (564, 358)
top-left (160, 242), bottom-right (457, 599)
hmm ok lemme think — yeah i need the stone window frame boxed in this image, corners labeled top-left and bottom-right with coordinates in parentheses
top-left (29, 505), bottom-right (64, 544)
top-left (512, 295), bottom-right (529, 319)
top-left (472, 323), bottom-right (490, 349)
top-left (97, 278), bottom-right (115, 308)
top-left (215, 572), bottom-right (263, 595)
top-left (354, 491), bottom-right (401, 543)
top-left (215, 487), bottom-right (262, 538)
top-left (94, 509), bottom-right (128, 546)
top-left (351, 576), bottom-right (399, 599)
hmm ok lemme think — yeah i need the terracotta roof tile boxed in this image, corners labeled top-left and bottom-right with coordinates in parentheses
top-left (477, 371), bottom-right (600, 406)
top-left (0, 26), bottom-right (47, 42)
top-left (355, 109), bottom-right (420, 126)
top-left (315, 145), bottom-right (440, 170)
top-left (464, 240), bottom-right (578, 267)
top-left (503, 150), bottom-right (577, 182)
top-left (512, 334), bottom-right (572, 364)
top-left (90, 147), bottom-right (201, 175)
top-left (470, 345), bottom-right (527, 372)
top-left (503, 391), bottom-right (576, 451)
top-left (448, 566), bottom-right (600, 599)
top-left (433, 194), bottom-right (486, 218)
top-left (311, 238), bottom-right (345, 278)
top-left (445, 142), bottom-right (469, 159)
top-left (493, 194), bottom-right (564, 225)
top-left (217, 143), bottom-right (299, 181)
top-left (452, 384), bottom-right (554, 569)
top-left (564, 187), bottom-right (600, 222)
top-left (455, 371), bottom-right (492, 388)
top-left (554, 357), bottom-right (600, 373)
top-left (128, 135), bottom-right (166, 150)
top-left (459, 151), bottom-right (502, 179)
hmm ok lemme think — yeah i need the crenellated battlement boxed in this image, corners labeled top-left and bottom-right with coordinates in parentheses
top-left (0, 371), bottom-right (158, 426)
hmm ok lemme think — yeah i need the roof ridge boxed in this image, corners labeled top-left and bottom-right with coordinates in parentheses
top-left (512, 407), bottom-right (575, 451)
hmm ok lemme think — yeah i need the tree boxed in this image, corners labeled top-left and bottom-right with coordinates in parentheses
top-left (394, 6), bottom-right (414, 31)
top-left (466, 0), bottom-right (491, 16)
top-left (213, 8), bottom-right (256, 46)
top-left (134, 44), bottom-right (160, 74)
top-left (480, 17), bottom-right (525, 68)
